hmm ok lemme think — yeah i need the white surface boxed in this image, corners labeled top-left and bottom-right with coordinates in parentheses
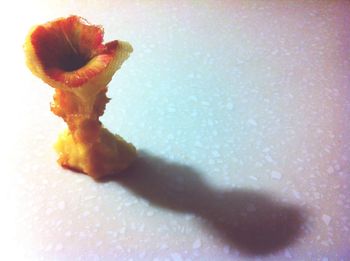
top-left (1, 1), bottom-right (350, 260)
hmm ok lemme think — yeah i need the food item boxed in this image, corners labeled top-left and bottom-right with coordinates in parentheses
top-left (24, 15), bottom-right (137, 179)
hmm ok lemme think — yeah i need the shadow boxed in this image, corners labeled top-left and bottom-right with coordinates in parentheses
top-left (100, 150), bottom-right (306, 256)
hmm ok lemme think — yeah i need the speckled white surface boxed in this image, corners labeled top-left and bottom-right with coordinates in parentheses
top-left (1, 0), bottom-right (350, 260)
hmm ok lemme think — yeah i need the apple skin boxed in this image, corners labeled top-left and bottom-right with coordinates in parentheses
top-left (25, 15), bottom-right (133, 90)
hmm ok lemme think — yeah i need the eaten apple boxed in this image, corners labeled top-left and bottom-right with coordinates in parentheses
top-left (24, 15), bottom-right (137, 179)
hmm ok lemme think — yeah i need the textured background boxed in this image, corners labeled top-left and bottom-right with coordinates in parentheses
top-left (1, 0), bottom-right (350, 260)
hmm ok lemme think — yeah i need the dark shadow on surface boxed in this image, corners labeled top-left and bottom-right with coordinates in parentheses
top-left (101, 150), bottom-right (306, 256)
